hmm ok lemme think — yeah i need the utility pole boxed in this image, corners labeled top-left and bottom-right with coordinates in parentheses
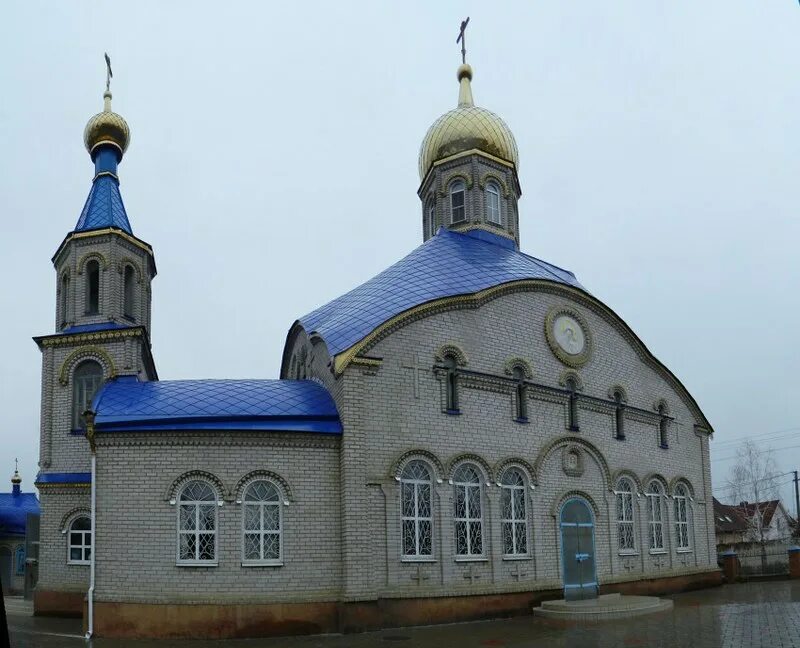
top-left (794, 471), bottom-right (800, 538)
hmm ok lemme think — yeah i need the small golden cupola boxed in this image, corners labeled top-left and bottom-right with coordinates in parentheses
top-left (84, 54), bottom-right (130, 160)
top-left (418, 19), bottom-right (523, 248)
top-left (418, 63), bottom-right (519, 180)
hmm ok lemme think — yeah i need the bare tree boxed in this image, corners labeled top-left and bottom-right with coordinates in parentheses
top-left (726, 439), bottom-right (781, 561)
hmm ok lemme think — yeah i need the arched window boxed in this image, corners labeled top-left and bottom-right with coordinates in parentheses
top-left (513, 367), bottom-right (527, 421)
top-left (177, 480), bottom-right (217, 564)
top-left (674, 484), bottom-right (690, 550)
top-left (616, 477), bottom-right (636, 553)
top-left (242, 480), bottom-right (282, 565)
top-left (450, 180), bottom-right (466, 223)
top-left (426, 198), bottom-right (436, 238)
top-left (400, 461), bottom-right (433, 559)
top-left (72, 360), bottom-right (103, 430)
top-left (500, 468), bottom-right (528, 556)
top-left (453, 464), bottom-right (483, 558)
top-left (123, 265), bottom-right (136, 320)
top-left (85, 259), bottom-right (100, 315)
top-left (15, 545), bottom-right (25, 575)
top-left (486, 181), bottom-right (501, 224)
top-left (60, 274), bottom-right (70, 327)
top-left (613, 390), bottom-right (625, 440)
top-left (67, 516), bottom-right (91, 565)
top-left (646, 481), bottom-right (665, 552)
top-left (566, 378), bottom-right (579, 431)
top-left (658, 404), bottom-right (669, 448)
top-left (444, 354), bottom-right (459, 412)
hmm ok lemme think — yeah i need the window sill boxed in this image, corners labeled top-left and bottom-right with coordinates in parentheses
top-left (502, 555), bottom-right (532, 561)
top-left (676, 548), bottom-right (693, 554)
top-left (241, 561), bottom-right (283, 568)
top-left (455, 556), bottom-right (488, 563)
top-left (67, 561), bottom-right (90, 566)
top-left (659, 444), bottom-right (669, 450)
top-left (514, 417), bottom-right (529, 424)
top-left (176, 561), bottom-right (219, 567)
top-left (649, 550), bottom-right (668, 555)
top-left (615, 436), bottom-right (626, 442)
top-left (618, 551), bottom-right (638, 557)
top-left (445, 409), bottom-right (461, 416)
top-left (401, 557), bottom-right (437, 563)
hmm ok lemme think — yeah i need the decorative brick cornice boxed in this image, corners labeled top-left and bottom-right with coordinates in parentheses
top-left (77, 250), bottom-right (109, 273)
top-left (38, 327), bottom-right (145, 349)
top-left (503, 357), bottom-right (533, 380)
top-left (434, 343), bottom-right (468, 366)
top-left (94, 432), bottom-right (340, 451)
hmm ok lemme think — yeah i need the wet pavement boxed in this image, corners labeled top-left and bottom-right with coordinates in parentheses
top-left (6, 581), bottom-right (800, 647)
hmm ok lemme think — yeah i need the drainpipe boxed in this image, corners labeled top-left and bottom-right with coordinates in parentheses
top-left (84, 412), bottom-right (97, 640)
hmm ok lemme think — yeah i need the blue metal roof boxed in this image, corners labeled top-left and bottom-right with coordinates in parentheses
top-left (61, 321), bottom-right (132, 335)
top-left (74, 174), bottom-right (132, 234)
top-left (0, 492), bottom-right (40, 536)
top-left (299, 228), bottom-right (585, 358)
top-left (92, 377), bottom-right (342, 434)
top-left (34, 472), bottom-right (92, 485)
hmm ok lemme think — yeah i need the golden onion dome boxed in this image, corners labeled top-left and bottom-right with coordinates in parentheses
top-left (84, 91), bottom-right (130, 157)
top-left (419, 64), bottom-right (518, 180)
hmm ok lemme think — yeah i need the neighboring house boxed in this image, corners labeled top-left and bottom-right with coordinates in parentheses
top-left (713, 498), bottom-right (748, 552)
top-left (0, 467), bottom-right (40, 595)
top-left (737, 500), bottom-right (795, 544)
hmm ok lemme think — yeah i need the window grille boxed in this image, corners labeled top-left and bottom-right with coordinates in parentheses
top-left (400, 461), bottom-right (433, 558)
top-left (486, 182), bottom-right (501, 224)
top-left (646, 481), bottom-right (665, 551)
top-left (500, 468), bottom-right (528, 556)
top-left (67, 516), bottom-right (91, 565)
top-left (453, 464), bottom-right (483, 557)
top-left (177, 480), bottom-right (217, 564)
top-left (674, 484), bottom-right (690, 550)
top-left (616, 478), bottom-right (636, 552)
top-left (242, 480), bottom-right (282, 565)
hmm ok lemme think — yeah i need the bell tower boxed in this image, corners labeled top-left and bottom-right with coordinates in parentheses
top-left (33, 57), bottom-right (158, 616)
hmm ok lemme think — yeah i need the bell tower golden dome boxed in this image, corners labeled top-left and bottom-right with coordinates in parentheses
top-left (83, 53), bottom-right (130, 159)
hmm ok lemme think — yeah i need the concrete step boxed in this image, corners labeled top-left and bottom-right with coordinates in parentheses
top-left (533, 593), bottom-right (673, 621)
top-left (3, 596), bottom-right (34, 617)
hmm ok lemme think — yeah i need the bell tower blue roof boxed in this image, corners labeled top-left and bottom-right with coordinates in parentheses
top-left (74, 169), bottom-right (132, 234)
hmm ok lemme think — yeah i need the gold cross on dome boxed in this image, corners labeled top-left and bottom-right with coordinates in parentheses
top-left (456, 17), bottom-right (470, 64)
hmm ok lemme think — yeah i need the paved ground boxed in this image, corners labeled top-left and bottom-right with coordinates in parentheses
top-left (5, 581), bottom-right (800, 647)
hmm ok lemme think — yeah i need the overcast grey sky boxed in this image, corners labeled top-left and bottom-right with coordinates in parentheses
top-left (1, 2), bottom-right (798, 508)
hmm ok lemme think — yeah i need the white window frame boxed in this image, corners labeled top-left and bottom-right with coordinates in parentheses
top-left (450, 180), bottom-right (466, 224)
top-left (453, 464), bottom-right (485, 560)
top-left (674, 484), bottom-right (691, 552)
top-left (66, 515), bottom-right (92, 565)
top-left (176, 480), bottom-right (218, 566)
top-left (500, 468), bottom-right (528, 558)
top-left (400, 461), bottom-right (434, 561)
top-left (616, 478), bottom-right (636, 554)
top-left (72, 360), bottom-right (104, 430)
top-left (646, 481), bottom-right (666, 553)
top-left (241, 480), bottom-right (283, 567)
top-left (486, 181), bottom-right (501, 225)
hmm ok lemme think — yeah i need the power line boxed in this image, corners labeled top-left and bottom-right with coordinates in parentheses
top-left (711, 471), bottom-right (792, 494)
top-left (713, 442), bottom-right (800, 463)
top-left (712, 426), bottom-right (800, 449)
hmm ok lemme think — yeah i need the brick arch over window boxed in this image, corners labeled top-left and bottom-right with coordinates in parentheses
top-left (446, 453), bottom-right (492, 483)
top-left (164, 470), bottom-right (228, 503)
top-left (493, 457), bottom-right (536, 485)
top-left (608, 384), bottom-right (630, 402)
top-left (534, 436), bottom-right (612, 490)
top-left (612, 469), bottom-right (643, 493)
top-left (59, 507), bottom-right (91, 533)
top-left (558, 370), bottom-right (584, 391)
top-left (478, 172), bottom-right (511, 198)
top-left (670, 477), bottom-right (695, 499)
top-left (118, 258), bottom-right (143, 282)
top-left (503, 357), bottom-right (533, 380)
top-left (59, 347), bottom-right (116, 386)
top-left (392, 449), bottom-right (445, 482)
top-left (233, 470), bottom-right (293, 503)
top-left (653, 398), bottom-right (671, 415)
top-left (76, 251), bottom-right (109, 274)
top-left (437, 171), bottom-right (474, 195)
top-left (643, 473), bottom-right (669, 492)
top-left (551, 490), bottom-right (601, 519)
top-left (434, 343), bottom-right (468, 366)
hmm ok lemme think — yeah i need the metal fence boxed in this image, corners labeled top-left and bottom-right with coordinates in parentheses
top-left (736, 543), bottom-right (790, 577)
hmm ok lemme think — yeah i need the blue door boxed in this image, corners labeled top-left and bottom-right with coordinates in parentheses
top-left (560, 498), bottom-right (598, 601)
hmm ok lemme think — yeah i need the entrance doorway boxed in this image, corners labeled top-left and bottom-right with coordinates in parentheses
top-left (560, 497), bottom-right (598, 601)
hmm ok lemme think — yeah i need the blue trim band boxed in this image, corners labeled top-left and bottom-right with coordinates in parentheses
top-left (35, 472), bottom-right (92, 485)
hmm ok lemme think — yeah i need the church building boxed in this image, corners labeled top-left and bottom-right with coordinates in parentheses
top-left (32, 52), bottom-right (721, 638)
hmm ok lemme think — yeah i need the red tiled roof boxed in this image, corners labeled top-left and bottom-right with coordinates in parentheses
top-left (713, 497), bottom-right (748, 534)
